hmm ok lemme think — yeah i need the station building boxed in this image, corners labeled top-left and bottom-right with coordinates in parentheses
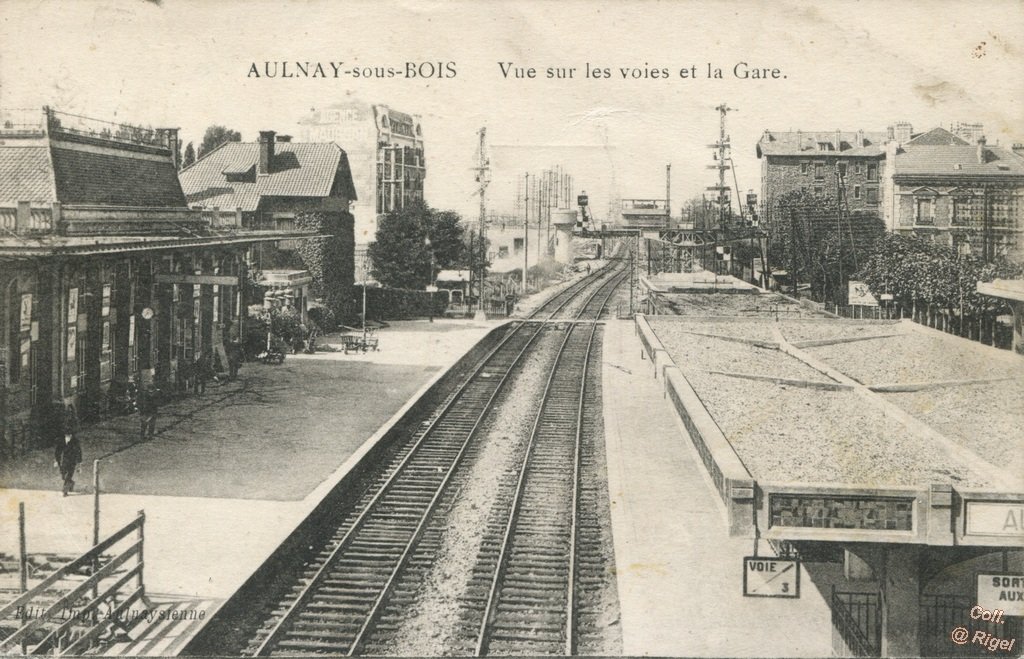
top-left (178, 129), bottom-right (358, 322)
top-left (298, 101), bottom-right (425, 276)
top-left (0, 108), bottom-right (306, 452)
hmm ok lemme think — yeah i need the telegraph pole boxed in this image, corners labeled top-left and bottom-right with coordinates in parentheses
top-left (706, 103), bottom-right (737, 275)
top-left (523, 172), bottom-right (529, 294)
top-left (474, 127), bottom-right (490, 319)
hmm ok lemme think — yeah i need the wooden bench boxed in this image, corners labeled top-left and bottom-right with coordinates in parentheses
top-left (339, 334), bottom-right (380, 354)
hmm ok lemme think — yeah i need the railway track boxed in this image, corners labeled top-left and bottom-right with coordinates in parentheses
top-left (245, 262), bottom-right (624, 656)
top-left (465, 269), bottom-right (625, 656)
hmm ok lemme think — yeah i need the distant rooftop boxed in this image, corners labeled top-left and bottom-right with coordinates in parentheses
top-left (757, 129), bottom-right (889, 158)
top-left (178, 137), bottom-right (357, 212)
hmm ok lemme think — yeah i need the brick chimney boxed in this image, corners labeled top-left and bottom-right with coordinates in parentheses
top-left (977, 136), bottom-right (987, 164)
top-left (258, 130), bottom-right (276, 174)
top-left (894, 122), bottom-right (913, 145)
top-left (857, 129), bottom-right (865, 147)
top-left (834, 129), bottom-right (842, 151)
top-left (796, 130), bottom-right (803, 150)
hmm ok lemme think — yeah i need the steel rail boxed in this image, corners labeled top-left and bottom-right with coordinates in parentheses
top-left (253, 262), bottom-right (618, 656)
top-left (343, 266), bottom-right (624, 655)
top-left (565, 268), bottom-right (618, 654)
top-left (474, 266), bottom-right (624, 656)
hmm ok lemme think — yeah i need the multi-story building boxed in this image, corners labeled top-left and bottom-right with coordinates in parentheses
top-left (756, 128), bottom-right (888, 215)
top-left (0, 108), bottom-right (305, 450)
top-left (299, 101), bottom-right (425, 276)
top-left (883, 126), bottom-right (1024, 262)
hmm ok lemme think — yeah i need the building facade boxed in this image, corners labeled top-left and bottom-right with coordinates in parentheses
top-left (178, 130), bottom-right (358, 321)
top-left (757, 128), bottom-right (888, 214)
top-left (883, 127), bottom-right (1024, 262)
top-left (298, 101), bottom-right (425, 275)
top-left (0, 109), bottom-right (305, 452)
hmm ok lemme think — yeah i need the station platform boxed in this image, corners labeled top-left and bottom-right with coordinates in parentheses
top-left (0, 319), bottom-right (496, 609)
top-left (601, 317), bottom-right (834, 657)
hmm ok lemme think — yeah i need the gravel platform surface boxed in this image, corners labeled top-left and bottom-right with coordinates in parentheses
top-left (683, 370), bottom-right (993, 488)
top-left (649, 320), bottom-right (1004, 488)
top-left (778, 319), bottom-right (903, 344)
top-left (808, 330), bottom-right (1024, 385)
top-left (649, 317), bottom-right (780, 343)
top-left (650, 323), bottom-right (832, 383)
top-left (889, 382), bottom-right (1024, 487)
top-left (653, 291), bottom-right (819, 317)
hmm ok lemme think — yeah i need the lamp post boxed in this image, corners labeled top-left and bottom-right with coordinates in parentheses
top-left (426, 236), bottom-right (435, 323)
top-left (361, 259), bottom-right (368, 346)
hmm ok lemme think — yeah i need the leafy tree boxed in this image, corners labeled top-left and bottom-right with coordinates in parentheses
top-left (182, 142), bottom-right (196, 168)
top-left (368, 202), bottom-right (467, 289)
top-left (767, 189), bottom-right (884, 302)
top-left (293, 211), bottom-right (355, 321)
top-left (857, 233), bottom-right (1023, 321)
top-left (198, 125), bottom-right (241, 157)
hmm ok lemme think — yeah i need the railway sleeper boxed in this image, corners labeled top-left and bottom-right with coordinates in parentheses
top-left (275, 638), bottom-right (352, 652)
top-left (496, 601), bottom-right (566, 613)
top-left (293, 613), bottom-right (367, 627)
top-left (502, 573), bottom-right (568, 587)
top-left (499, 580), bottom-right (566, 593)
top-left (491, 619), bottom-right (566, 632)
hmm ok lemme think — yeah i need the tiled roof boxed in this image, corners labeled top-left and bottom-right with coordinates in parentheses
top-left (0, 147), bottom-right (56, 204)
top-left (0, 140), bottom-right (187, 207)
top-left (50, 145), bottom-right (187, 207)
top-left (905, 127), bottom-right (969, 146)
top-left (894, 144), bottom-right (1024, 178)
top-left (757, 130), bottom-right (888, 158)
top-left (179, 142), bottom-right (354, 212)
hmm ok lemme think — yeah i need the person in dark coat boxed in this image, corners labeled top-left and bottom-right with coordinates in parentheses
top-left (227, 341), bottom-right (242, 380)
top-left (138, 385), bottom-right (159, 440)
top-left (54, 431), bottom-right (83, 496)
top-left (193, 350), bottom-right (212, 394)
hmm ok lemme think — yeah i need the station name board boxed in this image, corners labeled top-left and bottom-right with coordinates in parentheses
top-left (965, 502), bottom-right (1024, 537)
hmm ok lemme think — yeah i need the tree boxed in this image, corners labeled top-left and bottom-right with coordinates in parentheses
top-left (767, 189), bottom-right (884, 302)
top-left (856, 233), bottom-right (1023, 338)
top-left (368, 202), bottom-right (466, 289)
top-left (182, 142), bottom-right (196, 168)
top-left (198, 125), bottom-right (241, 157)
top-left (293, 211), bottom-right (355, 321)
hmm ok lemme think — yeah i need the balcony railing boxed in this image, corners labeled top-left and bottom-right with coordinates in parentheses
top-left (0, 108), bottom-right (46, 137)
top-left (0, 204), bottom-right (55, 233)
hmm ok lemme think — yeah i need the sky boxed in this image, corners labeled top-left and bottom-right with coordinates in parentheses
top-left (1, 0), bottom-right (1022, 222)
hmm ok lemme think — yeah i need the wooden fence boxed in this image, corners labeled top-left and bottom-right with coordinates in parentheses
top-left (0, 511), bottom-right (146, 655)
top-left (823, 302), bottom-right (1014, 350)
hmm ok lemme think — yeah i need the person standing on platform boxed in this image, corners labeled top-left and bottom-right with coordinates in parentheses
top-left (53, 429), bottom-right (82, 496)
top-left (193, 350), bottom-right (212, 394)
top-left (138, 384), bottom-right (159, 440)
top-left (227, 321), bottom-right (242, 380)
